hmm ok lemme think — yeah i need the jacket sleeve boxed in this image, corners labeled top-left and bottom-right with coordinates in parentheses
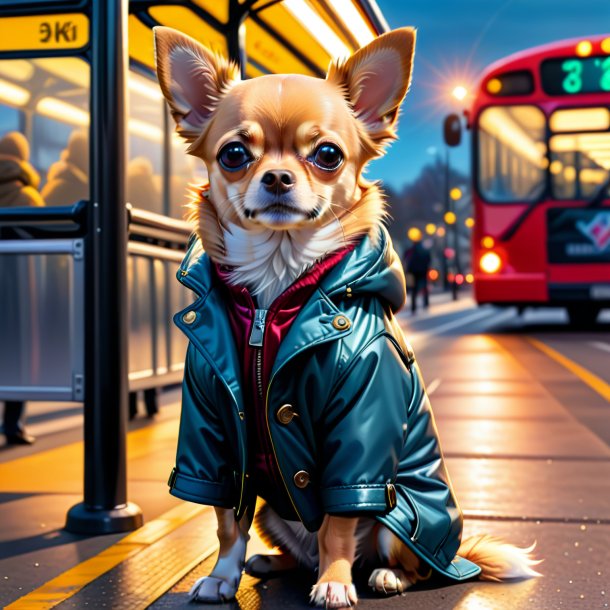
top-left (168, 343), bottom-right (237, 508)
top-left (318, 335), bottom-right (412, 515)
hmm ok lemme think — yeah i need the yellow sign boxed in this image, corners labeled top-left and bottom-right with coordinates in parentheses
top-left (0, 14), bottom-right (89, 52)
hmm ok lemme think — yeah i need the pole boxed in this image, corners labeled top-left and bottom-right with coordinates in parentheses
top-left (443, 147), bottom-right (450, 291)
top-left (66, 0), bottom-right (143, 534)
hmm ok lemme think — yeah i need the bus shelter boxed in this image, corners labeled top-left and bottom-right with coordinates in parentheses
top-left (0, 0), bottom-right (387, 533)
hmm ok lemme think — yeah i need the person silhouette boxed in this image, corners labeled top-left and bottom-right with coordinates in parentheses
top-left (403, 238), bottom-right (431, 314)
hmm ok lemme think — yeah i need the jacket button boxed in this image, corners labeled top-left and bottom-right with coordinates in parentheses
top-left (293, 470), bottom-right (310, 489)
top-left (332, 315), bottom-right (351, 330)
top-left (276, 404), bottom-right (296, 424)
top-left (182, 310), bottom-right (197, 324)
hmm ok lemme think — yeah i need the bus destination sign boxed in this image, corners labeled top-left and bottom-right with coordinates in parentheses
top-left (541, 56), bottom-right (610, 95)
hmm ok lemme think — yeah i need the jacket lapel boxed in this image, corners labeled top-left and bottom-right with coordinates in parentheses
top-left (175, 245), bottom-right (245, 414)
top-left (271, 288), bottom-right (353, 378)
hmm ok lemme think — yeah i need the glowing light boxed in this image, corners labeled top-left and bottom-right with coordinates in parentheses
top-left (437, 227), bottom-right (446, 237)
top-left (455, 273), bottom-right (465, 285)
top-left (0, 77), bottom-right (30, 107)
top-left (465, 217), bottom-right (475, 228)
top-left (428, 269), bottom-right (439, 281)
top-left (330, 0), bottom-right (375, 46)
top-left (563, 166), bottom-right (576, 181)
top-left (444, 211), bottom-right (457, 225)
top-left (480, 251), bottom-right (502, 274)
top-left (128, 118), bottom-right (163, 143)
top-left (550, 108), bottom-right (610, 132)
top-left (450, 187), bottom-right (462, 200)
top-left (479, 106), bottom-right (545, 165)
top-left (283, 0), bottom-right (350, 58)
top-left (425, 223), bottom-right (437, 235)
top-left (486, 78), bottom-right (502, 94)
top-left (550, 160), bottom-right (563, 175)
top-left (481, 236), bottom-right (495, 249)
top-left (602, 38), bottom-right (610, 54)
top-left (452, 85), bottom-right (468, 101)
top-left (129, 76), bottom-right (163, 101)
top-left (407, 227), bottom-right (423, 242)
top-left (466, 273), bottom-right (474, 283)
top-left (576, 40), bottom-right (593, 57)
top-left (0, 59), bottom-right (34, 82)
top-left (36, 97), bottom-right (89, 126)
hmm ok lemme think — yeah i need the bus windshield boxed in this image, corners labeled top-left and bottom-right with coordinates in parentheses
top-left (549, 107), bottom-right (610, 201)
top-left (477, 105), bottom-right (547, 203)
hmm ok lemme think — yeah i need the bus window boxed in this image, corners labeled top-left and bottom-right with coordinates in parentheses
top-left (549, 108), bottom-right (610, 200)
top-left (127, 71), bottom-right (163, 215)
top-left (0, 56), bottom-right (90, 208)
top-left (170, 134), bottom-right (207, 221)
top-left (478, 106), bottom-right (546, 203)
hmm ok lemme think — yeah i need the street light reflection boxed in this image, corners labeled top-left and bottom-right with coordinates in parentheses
top-left (456, 578), bottom-right (539, 610)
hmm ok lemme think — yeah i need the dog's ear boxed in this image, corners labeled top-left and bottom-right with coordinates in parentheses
top-left (154, 26), bottom-right (240, 143)
top-left (327, 28), bottom-right (416, 150)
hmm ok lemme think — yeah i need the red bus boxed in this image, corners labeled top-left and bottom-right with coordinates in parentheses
top-left (469, 35), bottom-right (610, 325)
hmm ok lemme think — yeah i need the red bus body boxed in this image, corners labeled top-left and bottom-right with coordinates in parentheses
top-left (470, 35), bottom-right (610, 318)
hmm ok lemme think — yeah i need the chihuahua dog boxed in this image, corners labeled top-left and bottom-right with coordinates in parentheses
top-left (155, 26), bottom-right (541, 608)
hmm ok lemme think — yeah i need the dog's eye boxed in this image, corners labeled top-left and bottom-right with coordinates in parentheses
top-left (311, 143), bottom-right (344, 171)
top-left (218, 142), bottom-right (253, 171)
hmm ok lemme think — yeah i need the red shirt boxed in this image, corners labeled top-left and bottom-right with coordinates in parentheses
top-left (214, 246), bottom-right (353, 518)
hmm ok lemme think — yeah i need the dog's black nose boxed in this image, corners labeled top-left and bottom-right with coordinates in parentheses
top-left (261, 170), bottom-right (296, 194)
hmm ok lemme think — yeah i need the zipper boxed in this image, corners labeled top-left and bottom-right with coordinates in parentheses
top-left (249, 309), bottom-right (267, 399)
top-left (249, 309), bottom-right (267, 347)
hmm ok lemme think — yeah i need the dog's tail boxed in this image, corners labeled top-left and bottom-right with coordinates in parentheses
top-left (458, 535), bottom-right (543, 581)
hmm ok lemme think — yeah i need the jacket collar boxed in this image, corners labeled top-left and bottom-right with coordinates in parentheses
top-left (175, 226), bottom-right (402, 400)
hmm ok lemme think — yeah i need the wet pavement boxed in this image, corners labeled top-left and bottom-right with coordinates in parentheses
top-left (2, 297), bottom-right (610, 609)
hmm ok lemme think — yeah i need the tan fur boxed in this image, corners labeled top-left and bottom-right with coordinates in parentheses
top-left (155, 24), bottom-right (540, 608)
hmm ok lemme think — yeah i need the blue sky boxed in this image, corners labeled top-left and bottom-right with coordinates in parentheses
top-left (371, 0), bottom-right (610, 190)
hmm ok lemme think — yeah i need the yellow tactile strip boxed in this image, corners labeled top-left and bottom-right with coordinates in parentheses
top-left (0, 419), bottom-right (179, 494)
top-left (527, 337), bottom-right (610, 403)
top-left (5, 502), bottom-right (209, 610)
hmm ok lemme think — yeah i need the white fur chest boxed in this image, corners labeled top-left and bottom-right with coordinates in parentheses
top-left (218, 221), bottom-right (347, 308)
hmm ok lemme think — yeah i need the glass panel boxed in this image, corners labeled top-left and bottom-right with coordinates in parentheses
top-left (153, 258), bottom-right (169, 375)
top-left (170, 134), bottom-right (207, 220)
top-left (127, 71), bottom-right (163, 215)
top-left (0, 56), bottom-right (89, 208)
top-left (0, 253), bottom-right (73, 389)
top-left (478, 106), bottom-right (547, 203)
top-left (550, 132), bottom-right (610, 200)
top-left (128, 255), bottom-right (154, 378)
top-left (168, 261), bottom-right (190, 370)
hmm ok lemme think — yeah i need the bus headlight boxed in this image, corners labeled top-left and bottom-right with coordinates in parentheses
top-left (480, 251), bottom-right (502, 274)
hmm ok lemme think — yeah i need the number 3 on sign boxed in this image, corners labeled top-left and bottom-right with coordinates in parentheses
top-left (601, 57), bottom-right (610, 92)
top-left (562, 59), bottom-right (582, 94)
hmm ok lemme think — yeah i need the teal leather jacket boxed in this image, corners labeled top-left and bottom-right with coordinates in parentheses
top-left (169, 227), bottom-right (480, 581)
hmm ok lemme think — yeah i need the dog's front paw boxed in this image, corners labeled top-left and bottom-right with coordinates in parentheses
top-left (368, 568), bottom-right (413, 596)
top-left (310, 581), bottom-right (357, 608)
top-left (188, 575), bottom-right (238, 603)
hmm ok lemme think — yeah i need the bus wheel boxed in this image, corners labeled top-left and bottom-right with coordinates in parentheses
top-left (567, 306), bottom-right (600, 329)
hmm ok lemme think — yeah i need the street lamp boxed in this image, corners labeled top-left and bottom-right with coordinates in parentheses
top-left (452, 85), bottom-right (468, 101)
top-left (407, 227), bottom-right (423, 242)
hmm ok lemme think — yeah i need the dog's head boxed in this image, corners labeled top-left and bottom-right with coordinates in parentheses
top-left (154, 26), bottom-right (415, 245)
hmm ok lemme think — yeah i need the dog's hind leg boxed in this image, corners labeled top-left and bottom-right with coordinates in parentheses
top-left (310, 515), bottom-right (359, 609)
top-left (245, 501), bottom-right (317, 577)
top-left (367, 525), bottom-right (424, 596)
top-left (189, 506), bottom-right (250, 603)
